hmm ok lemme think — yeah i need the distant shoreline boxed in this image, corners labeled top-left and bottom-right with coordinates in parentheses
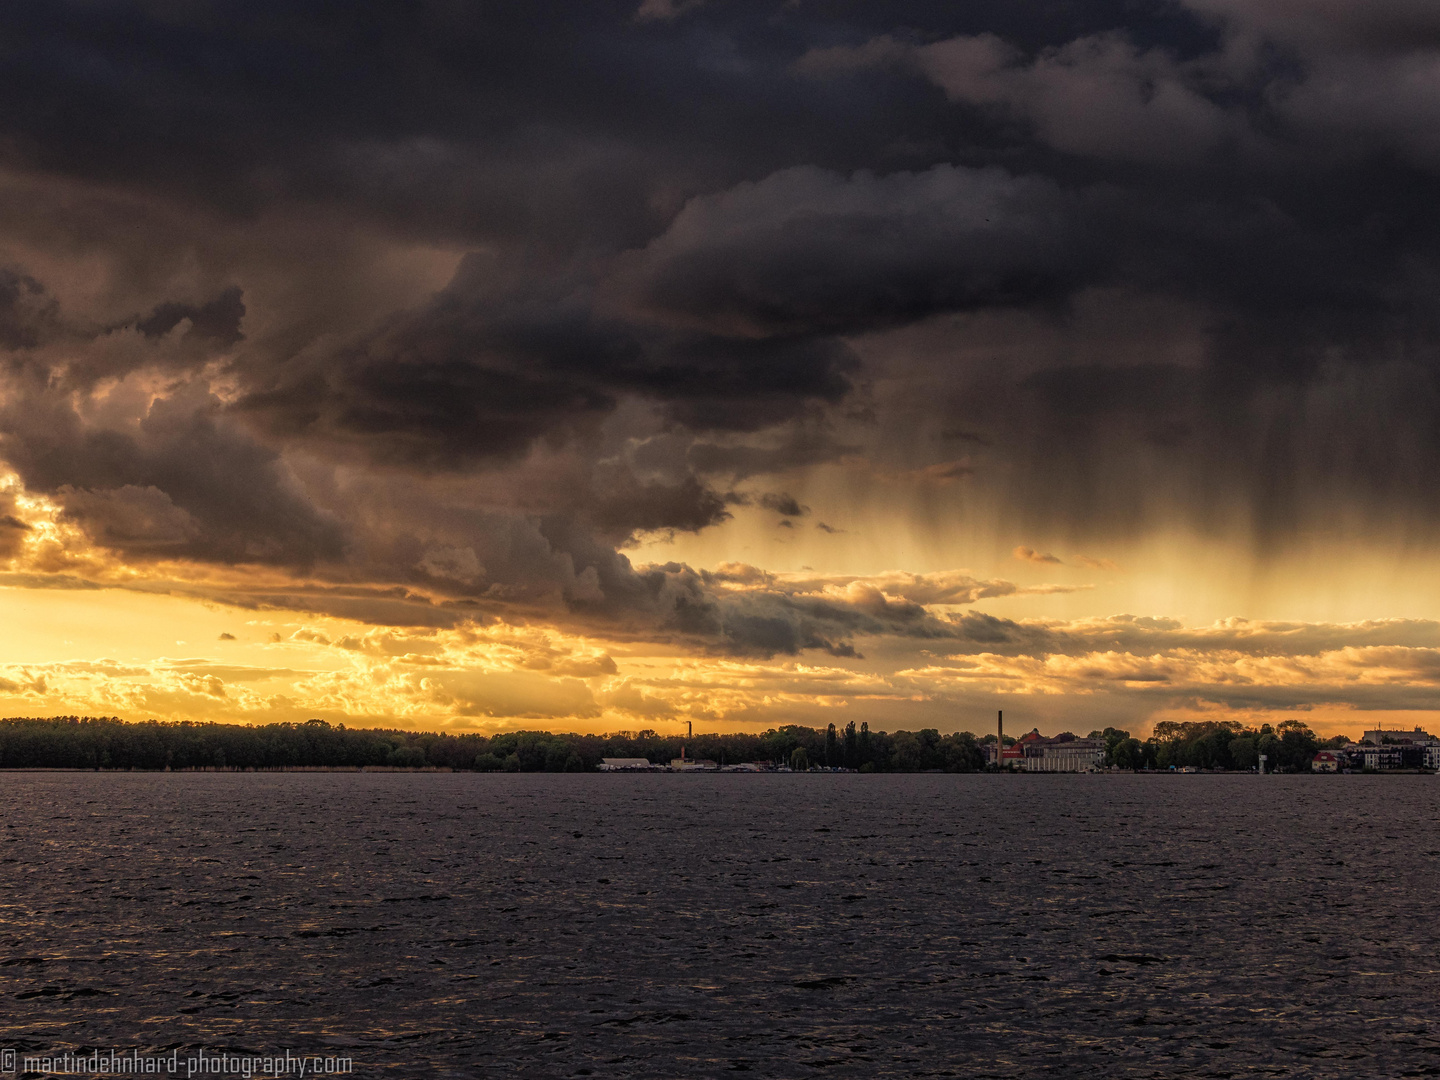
top-left (0, 716), bottom-right (1392, 775)
top-left (0, 765), bottom-right (1430, 775)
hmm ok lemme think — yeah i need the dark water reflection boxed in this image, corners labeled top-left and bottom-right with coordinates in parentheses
top-left (2, 772), bottom-right (1438, 1077)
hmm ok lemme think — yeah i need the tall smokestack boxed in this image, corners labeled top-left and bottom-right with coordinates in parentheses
top-left (998, 710), bottom-right (1003, 769)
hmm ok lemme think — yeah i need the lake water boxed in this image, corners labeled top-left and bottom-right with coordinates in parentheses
top-left (2, 772), bottom-right (1438, 1077)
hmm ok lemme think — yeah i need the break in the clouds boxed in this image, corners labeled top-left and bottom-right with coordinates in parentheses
top-left (0, 1), bottom-right (1439, 731)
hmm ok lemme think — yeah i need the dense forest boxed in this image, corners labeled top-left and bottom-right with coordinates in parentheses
top-left (0, 716), bottom-right (1344, 773)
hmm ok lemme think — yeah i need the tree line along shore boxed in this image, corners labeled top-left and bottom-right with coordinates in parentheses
top-left (0, 716), bottom-right (1350, 773)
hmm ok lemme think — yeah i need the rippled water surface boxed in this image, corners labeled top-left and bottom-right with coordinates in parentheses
top-left (3, 772), bottom-right (1440, 1077)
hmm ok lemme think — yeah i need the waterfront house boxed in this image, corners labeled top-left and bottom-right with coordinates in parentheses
top-left (1362, 744), bottom-right (1404, 770)
top-left (1311, 750), bottom-right (1341, 772)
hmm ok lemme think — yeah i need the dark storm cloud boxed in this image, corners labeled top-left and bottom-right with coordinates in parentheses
top-left (0, 1), bottom-right (1203, 236)
top-left (606, 164), bottom-right (1093, 338)
top-left (759, 492), bottom-right (808, 518)
top-left (552, 564), bottom-right (1084, 659)
top-left (0, 380), bottom-right (344, 566)
top-left (231, 246), bottom-right (858, 470)
top-left (687, 426), bottom-right (859, 481)
top-left (0, 269), bottom-right (59, 350)
top-left (2, 0), bottom-right (1440, 650)
top-left (644, 566), bottom-right (962, 658)
top-left (585, 468), bottom-right (731, 535)
top-left (0, 490), bottom-right (29, 561)
top-left (134, 287), bottom-right (245, 345)
top-left (943, 611), bottom-right (1440, 659)
top-left (454, 526), bottom-right (991, 658)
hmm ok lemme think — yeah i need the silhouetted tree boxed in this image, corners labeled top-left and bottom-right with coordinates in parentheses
top-left (891, 732), bottom-right (923, 771)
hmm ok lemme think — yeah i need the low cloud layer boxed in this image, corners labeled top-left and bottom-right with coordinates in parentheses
top-left (5, 608), bottom-right (1440, 737)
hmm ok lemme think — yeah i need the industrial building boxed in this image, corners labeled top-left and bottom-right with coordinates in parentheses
top-left (987, 726), bottom-right (1106, 772)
